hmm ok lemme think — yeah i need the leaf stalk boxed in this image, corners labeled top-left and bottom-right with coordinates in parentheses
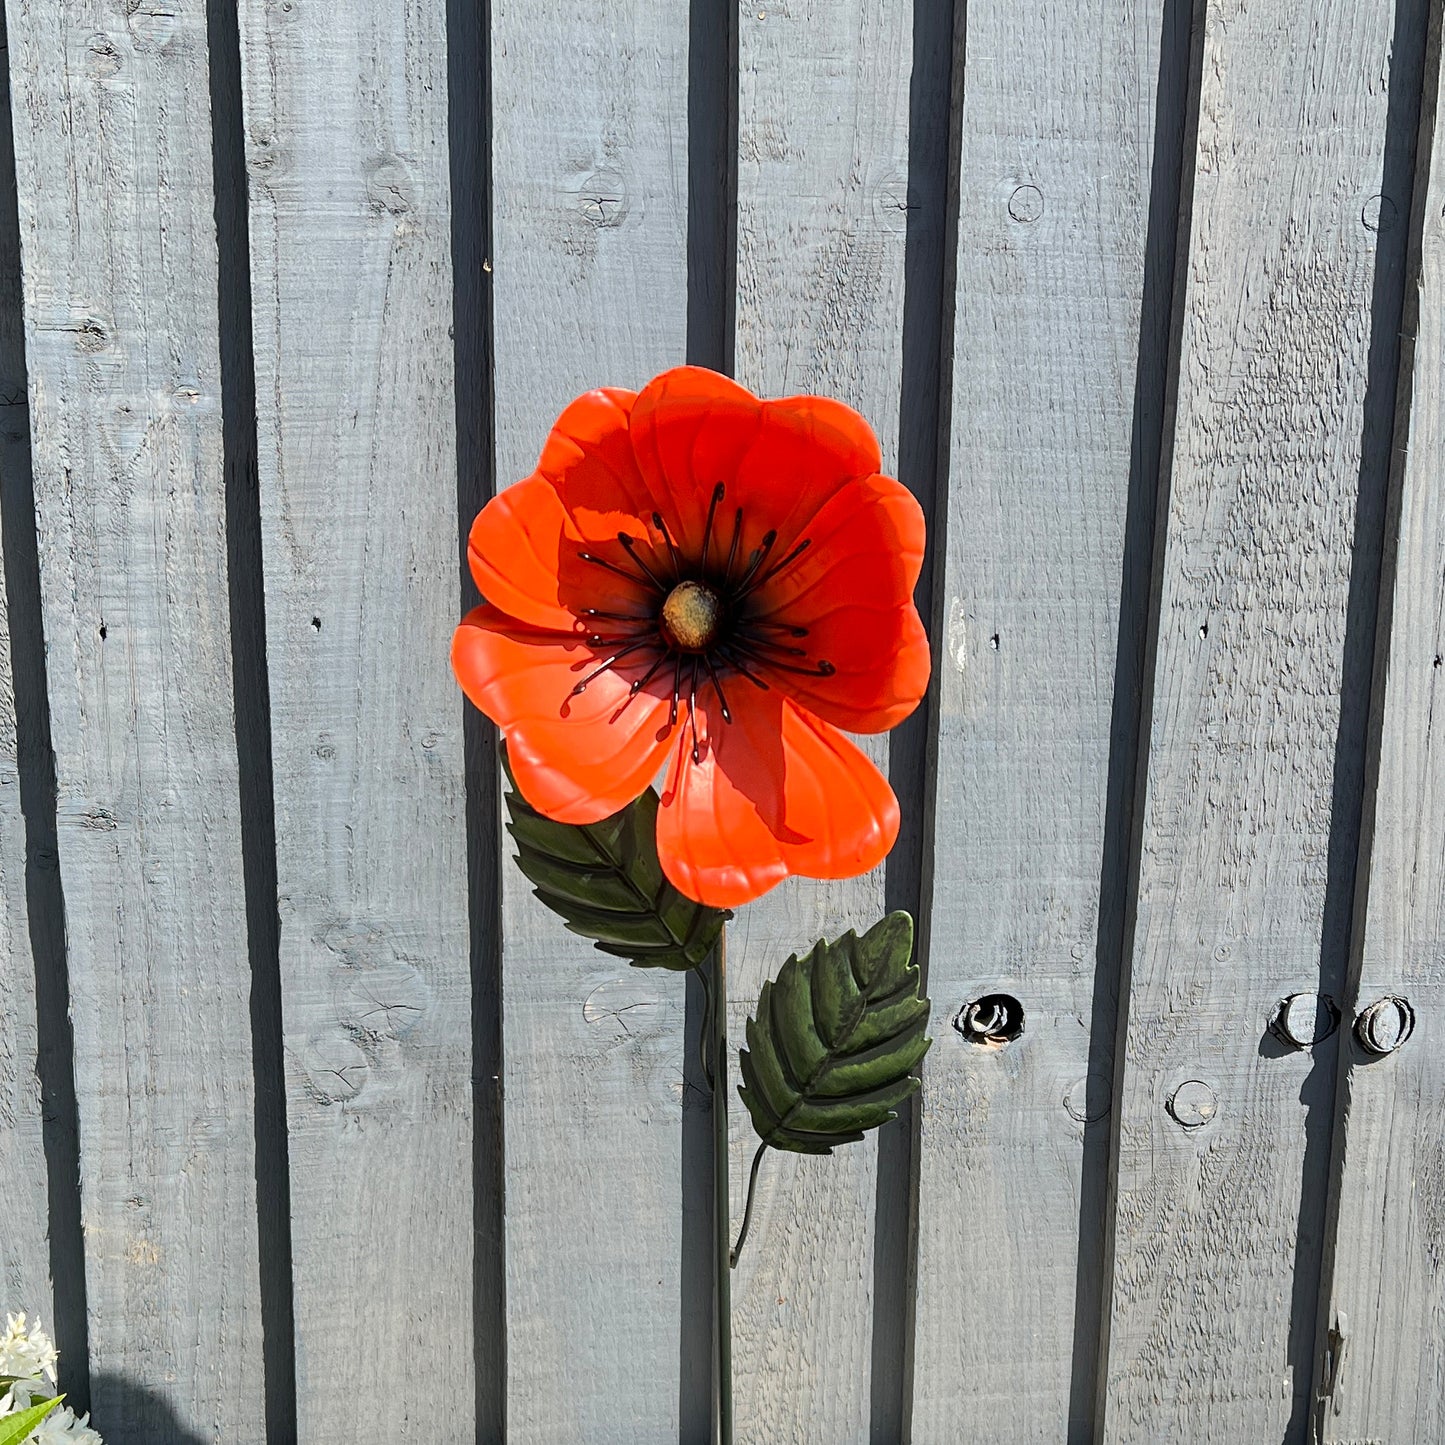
top-left (730, 1142), bottom-right (768, 1268)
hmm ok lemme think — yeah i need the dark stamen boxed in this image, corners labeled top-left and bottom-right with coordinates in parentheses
top-left (651, 512), bottom-right (683, 581)
top-left (730, 638), bottom-right (836, 678)
top-left (629, 651), bottom-right (672, 696)
top-left (699, 482), bottom-right (725, 569)
top-left (570, 640), bottom-right (656, 694)
top-left (745, 620), bottom-right (809, 637)
top-left (715, 645), bottom-right (770, 691)
top-left (669, 653), bottom-right (685, 726)
top-left (617, 532), bottom-right (670, 591)
top-left (580, 550), bottom-right (659, 590)
top-left (723, 508), bottom-right (744, 582)
top-left (688, 658), bottom-right (702, 763)
top-left (704, 653), bottom-right (732, 724)
top-left (586, 629), bottom-right (651, 646)
top-left (735, 537), bottom-right (811, 601)
top-left (608, 651), bottom-right (672, 722)
top-left (733, 529), bottom-right (778, 593)
top-left (582, 607), bottom-right (653, 622)
top-left (736, 634), bottom-right (808, 657)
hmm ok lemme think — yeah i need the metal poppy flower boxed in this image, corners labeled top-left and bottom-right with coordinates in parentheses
top-left (452, 365), bottom-right (930, 907)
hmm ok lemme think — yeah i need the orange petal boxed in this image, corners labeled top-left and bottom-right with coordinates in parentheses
top-left (536, 387), bottom-right (661, 541)
top-left (655, 690), bottom-right (899, 906)
top-left (750, 474), bottom-right (931, 732)
top-left (772, 704), bottom-right (899, 878)
top-left (655, 694), bottom-right (792, 907)
top-left (630, 371), bottom-right (886, 579)
top-left (467, 474), bottom-right (661, 631)
top-left (628, 366), bottom-right (764, 560)
top-left (452, 604), bottom-right (675, 824)
top-left (733, 393), bottom-right (885, 556)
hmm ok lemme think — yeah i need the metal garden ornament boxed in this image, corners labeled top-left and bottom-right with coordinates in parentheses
top-left (452, 365), bottom-right (934, 1441)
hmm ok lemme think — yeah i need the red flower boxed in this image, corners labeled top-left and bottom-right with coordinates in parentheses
top-left (452, 366), bottom-right (930, 907)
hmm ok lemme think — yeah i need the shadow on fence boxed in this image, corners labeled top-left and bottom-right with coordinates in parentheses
top-left (90, 1376), bottom-right (208, 1445)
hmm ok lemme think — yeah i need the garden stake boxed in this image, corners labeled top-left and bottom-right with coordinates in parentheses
top-left (710, 932), bottom-right (733, 1445)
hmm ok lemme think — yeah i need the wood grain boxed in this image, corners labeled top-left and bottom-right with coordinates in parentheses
top-left (910, 0), bottom-right (1180, 1437)
top-left (1315, 8), bottom-right (1445, 1439)
top-left (4, 0), bottom-right (262, 1432)
top-left (1102, 0), bottom-right (1415, 1435)
top-left (489, 1), bottom-right (691, 1438)
top-left (236, 0), bottom-right (474, 1437)
top-left (729, 4), bottom-right (910, 1438)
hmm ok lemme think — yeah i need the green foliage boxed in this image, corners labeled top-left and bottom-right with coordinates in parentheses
top-left (739, 911), bottom-right (932, 1154)
top-left (0, 1395), bottom-right (63, 1445)
top-left (505, 779), bottom-right (729, 971)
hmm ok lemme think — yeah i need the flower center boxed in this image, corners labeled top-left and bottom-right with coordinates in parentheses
top-left (573, 483), bottom-right (837, 761)
top-left (659, 580), bottom-right (722, 652)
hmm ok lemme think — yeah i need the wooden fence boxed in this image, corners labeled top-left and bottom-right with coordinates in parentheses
top-left (1, 0), bottom-right (1443, 1439)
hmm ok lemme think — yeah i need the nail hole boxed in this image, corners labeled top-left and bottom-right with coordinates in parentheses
top-left (956, 992), bottom-right (1024, 1046)
top-left (310, 616), bottom-right (322, 632)
top-left (1434, 655), bottom-right (1441, 668)
top-left (1199, 621), bottom-right (1208, 639)
top-left (988, 633), bottom-right (999, 651)
top-left (98, 623), bottom-right (107, 640)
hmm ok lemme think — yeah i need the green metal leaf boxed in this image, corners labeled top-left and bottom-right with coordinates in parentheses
top-left (505, 773), bottom-right (729, 971)
top-left (0, 1395), bottom-right (64, 1445)
top-left (738, 911), bottom-right (932, 1154)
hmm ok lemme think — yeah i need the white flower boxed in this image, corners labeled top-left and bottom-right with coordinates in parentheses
top-left (0, 1315), bottom-right (58, 1388)
top-left (31, 1404), bottom-right (103, 1445)
top-left (0, 1313), bottom-right (102, 1441)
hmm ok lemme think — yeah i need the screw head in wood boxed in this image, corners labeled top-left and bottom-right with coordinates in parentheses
top-left (1167, 1080), bottom-right (1217, 1128)
top-left (1355, 996), bottom-right (1415, 1055)
top-left (1268, 992), bottom-right (1340, 1049)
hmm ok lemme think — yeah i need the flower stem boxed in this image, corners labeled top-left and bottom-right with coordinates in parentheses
top-left (709, 930), bottom-right (733, 1445)
top-left (730, 1143), bottom-right (768, 1268)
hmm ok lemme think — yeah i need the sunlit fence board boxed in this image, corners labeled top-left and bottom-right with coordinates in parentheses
top-left (912, 0), bottom-right (1183, 1438)
top-left (237, 0), bottom-right (474, 1437)
top-left (1315, 12), bottom-right (1445, 1440)
top-left (1103, 0), bottom-right (1426, 1436)
top-left (0, 71), bottom-right (49, 1309)
top-left (5, 0), bottom-right (262, 1432)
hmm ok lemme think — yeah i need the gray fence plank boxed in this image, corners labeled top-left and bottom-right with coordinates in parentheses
top-left (910, 0), bottom-right (1178, 1435)
top-left (489, 2), bottom-right (691, 1438)
top-left (1102, 0), bottom-right (1413, 1435)
top-left (4, 0), bottom-right (262, 1432)
top-left (728, 5), bottom-right (911, 1437)
top-left (236, 2), bottom-right (474, 1437)
top-left (1315, 12), bottom-right (1445, 1439)
top-left (0, 437), bottom-right (49, 1319)
top-left (0, 11), bottom-right (49, 1316)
